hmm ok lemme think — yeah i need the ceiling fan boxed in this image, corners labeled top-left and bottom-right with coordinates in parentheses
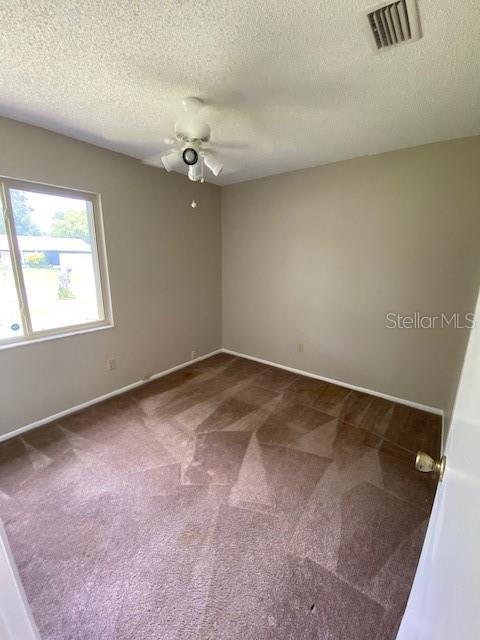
top-left (141, 97), bottom-right (224, 182)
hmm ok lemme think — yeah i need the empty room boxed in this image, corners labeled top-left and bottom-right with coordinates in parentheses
top-left (0, 1), bottom-right (479, 639)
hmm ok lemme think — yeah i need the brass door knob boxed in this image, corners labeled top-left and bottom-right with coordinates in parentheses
top-left (415, 451), bottom-right (446, 481)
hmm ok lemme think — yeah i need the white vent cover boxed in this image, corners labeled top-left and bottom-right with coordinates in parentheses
top-left (364, 0), bottom-right (421, 51)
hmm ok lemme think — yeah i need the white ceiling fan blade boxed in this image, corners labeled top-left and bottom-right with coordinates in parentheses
top-left (208, 140), bottom-right (249, 150)
top-left (204, 138), bottom-right (273, 155)
top-left (101, 127), bottom-right (171, 145)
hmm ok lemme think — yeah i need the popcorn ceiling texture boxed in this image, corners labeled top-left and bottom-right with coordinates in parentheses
top-left (0, 0), bottom-right (479, 184)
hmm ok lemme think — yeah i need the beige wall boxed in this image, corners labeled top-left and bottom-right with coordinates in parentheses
top-left (222, 137), bottom-right (480, 424)
top-left (2, 118), bottom-right (479, 440)
top-left (0, 117), bottom-right (221, 436)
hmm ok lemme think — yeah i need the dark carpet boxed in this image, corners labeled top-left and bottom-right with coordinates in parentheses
top-left (0, 353), bottom-right (440, 639)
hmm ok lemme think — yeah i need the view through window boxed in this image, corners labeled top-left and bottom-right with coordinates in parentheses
top-left (0, 179), bottom-right (110, 344)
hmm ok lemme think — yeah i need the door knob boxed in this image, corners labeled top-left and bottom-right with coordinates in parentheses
top-left (415, 451), bottom-right (446, 481)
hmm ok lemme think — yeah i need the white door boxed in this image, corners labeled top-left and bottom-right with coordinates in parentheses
top-left (397, 289), bottom-right (480, 639)
top-left (0, 522), bottom-right (39, 639)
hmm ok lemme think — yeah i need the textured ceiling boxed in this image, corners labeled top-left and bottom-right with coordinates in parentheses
top-left (0, 0), bottom-right (479, 185)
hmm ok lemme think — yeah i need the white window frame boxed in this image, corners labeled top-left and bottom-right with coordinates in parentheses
top-left (0, 176), bottom-right (113, 348)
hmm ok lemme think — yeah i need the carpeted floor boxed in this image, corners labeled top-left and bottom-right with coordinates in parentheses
top-left (0, 353), bottom-right (440, 640)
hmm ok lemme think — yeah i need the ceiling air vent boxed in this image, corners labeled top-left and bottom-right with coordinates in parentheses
top-left (365, 0), bottom-right (421, 51)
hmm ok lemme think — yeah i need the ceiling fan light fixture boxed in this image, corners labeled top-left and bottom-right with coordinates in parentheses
top-left (161, 149), bottom-right (180, 172)
top-left (203, 153), bottom-right (223, 177)
top-left (143, 99), bottom-right (226, 182)
top-left (182, 147), bottom-right (199, 165)
top-left (188, 161), bottom-right (202, 182)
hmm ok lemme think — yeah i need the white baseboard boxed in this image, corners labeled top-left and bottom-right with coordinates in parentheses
top-left (0, 345), bottom-right (443, 444)
top-left (0, 349), bottom-right (222, 443)
top-left (222, 348), bottom-right (443, 416)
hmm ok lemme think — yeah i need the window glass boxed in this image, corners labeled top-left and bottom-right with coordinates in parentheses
top-left (8, 187), bottom-right (105, 335)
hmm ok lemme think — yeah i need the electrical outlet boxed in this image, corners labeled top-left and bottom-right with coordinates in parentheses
top-left (107, 358), bottom-right (116, 371)
top-left (297, 343), bottom-right (304, 353)
top-left (191, 349), bottom-right (197, 360)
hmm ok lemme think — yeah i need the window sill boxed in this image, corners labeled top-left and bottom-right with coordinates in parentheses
top-left (0, 323), bottom-right (115, 351)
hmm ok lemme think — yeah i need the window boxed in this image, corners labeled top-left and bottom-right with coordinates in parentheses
top-left (0, 177), bottom-right (112, 346)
